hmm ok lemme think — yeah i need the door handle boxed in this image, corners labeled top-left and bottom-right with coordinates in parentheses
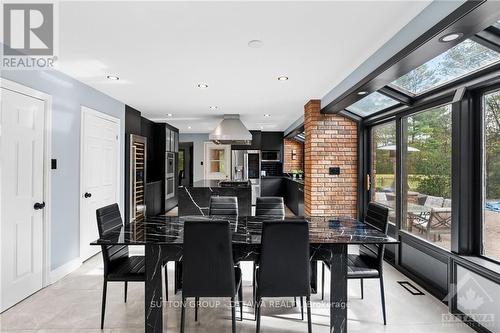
top-left (34, 202), bottom-right (45, 210)
top-left (84, 192), bottom-right (92, 198)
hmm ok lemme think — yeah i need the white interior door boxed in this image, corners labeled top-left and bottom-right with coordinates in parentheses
top-left (80, 107), bottom-right (120, 261)
top-left (0, 87), bottom-right (45, 311)
top-left (204, 142), bottom-right (231, 180)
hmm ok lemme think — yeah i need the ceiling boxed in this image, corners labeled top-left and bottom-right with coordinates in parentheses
top-left (56, 1), bottom-right (431, 133)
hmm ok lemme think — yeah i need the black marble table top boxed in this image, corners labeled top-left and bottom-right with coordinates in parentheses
top-left (91, 215), bottom-right (398, 246)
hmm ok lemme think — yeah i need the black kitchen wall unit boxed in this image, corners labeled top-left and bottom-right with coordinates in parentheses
top-left (261, 131), bottom-right (284, 152)
top-left (125, 105), bottom-right (179, 220)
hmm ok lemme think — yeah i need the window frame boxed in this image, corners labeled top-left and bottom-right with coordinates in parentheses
top-left (476, 83), bottom-right (500, 264)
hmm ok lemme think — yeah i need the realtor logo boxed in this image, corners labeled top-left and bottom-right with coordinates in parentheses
top-left (3, 3), bottom-right (54, 56)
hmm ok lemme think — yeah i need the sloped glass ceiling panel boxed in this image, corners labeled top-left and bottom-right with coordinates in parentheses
top-left (346, 92), bottom-right (399, 116)
top-left (493, 20), bottom-right (500, 29)
top-left (391, 39), bottom-right (500, 95)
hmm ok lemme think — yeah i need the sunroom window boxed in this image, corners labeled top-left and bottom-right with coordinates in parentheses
top-left (391, 39), bottom-right (500, 95)
top-left (346, 92), bottom-right (399, 116)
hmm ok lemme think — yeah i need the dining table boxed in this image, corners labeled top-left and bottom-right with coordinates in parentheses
top-left (91, 215), bottom-right (398, 333)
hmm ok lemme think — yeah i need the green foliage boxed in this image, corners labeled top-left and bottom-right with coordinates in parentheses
top-left (485, 91), bottom-right (500, 199)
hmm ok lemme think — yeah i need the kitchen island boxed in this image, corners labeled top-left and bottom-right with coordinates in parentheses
top-left (178, 179), bottom-right (252, 216)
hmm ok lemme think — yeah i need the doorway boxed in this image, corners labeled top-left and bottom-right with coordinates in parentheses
top-left (79, 107), bottom-right (120, 262)
top-left (179, 142), bottom-right (193, 186)
top-left (0, 79), bottom-right (52, 312)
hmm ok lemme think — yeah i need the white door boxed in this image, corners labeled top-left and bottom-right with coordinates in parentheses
top-left (204, 142), bottom-right (231, 180)
top-left (0, 87), bottom-right (45, 311)
top-left (80, 107), bottom-right (120, 261)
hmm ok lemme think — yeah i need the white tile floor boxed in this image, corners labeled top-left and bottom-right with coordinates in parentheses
top-left (0, 253), bottom-right (474, 333)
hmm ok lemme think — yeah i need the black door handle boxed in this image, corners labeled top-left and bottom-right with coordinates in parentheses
top-left (84, 192), bottom-right (92, 198)
top-left (34, 202), bottom-right (45, 210)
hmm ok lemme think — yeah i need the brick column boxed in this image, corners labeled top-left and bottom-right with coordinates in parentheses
top-left (304, 100), bottom-right (358, 217)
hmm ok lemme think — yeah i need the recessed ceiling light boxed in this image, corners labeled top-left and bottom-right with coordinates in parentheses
top-left (439, 32), bottom-right (463, 43)
top-left (209, 106), bottom-right (218, 110)
top-left (264, 114), bottom-right (271, 117)
top-left (188, 126), bottom-right (192, 129)
top-left (107, 75), bottom-right (119, 80)
top-left (277, 76), bottom-right (289, 81)
top-left (167, 113), bottom-right (173, 117)
top-left (197, 83), bottom-right (209, 89)
top-left (248, 40), bottom-right (264, 48)
top-left (357, 91), bottom-right (368, 96)
top-left (260, 126), bottom-right (264, 130)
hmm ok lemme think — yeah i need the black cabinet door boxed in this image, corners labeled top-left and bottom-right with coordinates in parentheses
top-left (261, 178), bottom-right (283, 197)
top-left (261, 132), bottom-right (284, 151)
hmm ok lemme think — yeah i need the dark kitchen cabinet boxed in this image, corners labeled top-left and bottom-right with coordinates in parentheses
top-left (261, 132), bottom-right (284, 152)
top-left (261, 177), bottom-right (284, 197)
top-left (284, 178), bottom-right (304, 216)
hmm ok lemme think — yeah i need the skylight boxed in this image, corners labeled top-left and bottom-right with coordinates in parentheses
top-left (346, 92), bottom-right (399, 116)
top-left (493, 20), bottom-right (500, 30)
top-left (391, 39), bottom-right (500, 95)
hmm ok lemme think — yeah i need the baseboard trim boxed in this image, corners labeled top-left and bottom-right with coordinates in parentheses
top-left (49, 258), bottom-right (82, 284)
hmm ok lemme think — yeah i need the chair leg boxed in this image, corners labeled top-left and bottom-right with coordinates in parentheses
top-left (321, 262), bottom-right (325, 301)
top-left (238, 282), bottom-right (243, 321)
top-left (306, 296), bottom-right (312, 333)
top-left (256, 297), bottom-right (262, 333)
top-left (124, 281), bottom-right (128, 303)
top-left (300, 297), bottom-right (304, 321)
top-left (181, 297), bottom-right (186, 333)
top-left (164, 264), bottom-right (169, 302)
top-left (231, 296), bottom-right (236, 333)
top-left (195, 297), bottom-right (199, 322)
top-left (101, 279), bottom-right (108, 329)
top-left (379, 277), bottom-right (387, 325)
top-left (294, 296), bottom-right (297, 307)
top-left (360, 279), bottom-right (364, 299)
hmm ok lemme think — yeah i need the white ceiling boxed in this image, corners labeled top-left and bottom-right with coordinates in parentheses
top-left (57, 1), bottom-right (431, 133)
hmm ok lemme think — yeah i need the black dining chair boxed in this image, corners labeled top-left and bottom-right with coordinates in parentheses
top-left (96, 204), bottom-right (170, 329)
top-left (255, 197), bottom-right (285, 217)
top-left (181, 221), bottom-right (243, 333)
top-left (252, 197), bottom-right (286, 312)
top-left (209, 196), bottom-right (239, 216)
top-left (255, 221), bottom-right (312, 333)
top-left (321, 202), bottom-right (390, 324)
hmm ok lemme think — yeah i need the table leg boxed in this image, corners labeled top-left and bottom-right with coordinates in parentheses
top-left (145, 244), bottom-right (163, 333)
top-left (310, 260), bottom-right (317, 294)
top-left (329, 244), bottom-right (347, 333)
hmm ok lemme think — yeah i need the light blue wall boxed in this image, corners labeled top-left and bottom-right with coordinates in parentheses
top-left (179, 133), bottom-right (209, 182)
top-left (1, 69), bottom-right (125, 270)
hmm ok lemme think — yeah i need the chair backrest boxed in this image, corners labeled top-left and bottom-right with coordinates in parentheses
top-left (255, 197), bottom-right (285, 217)
top-left (96, 204), bottom-right (128, 275)
top-left (209, 196), bottom-right (238, 216)
top-left (182, 221), bottom-right (236, 297)
top-left (258, 221), bottom-right (310, 298)
top-left (360, 202), bottom-right (389, 267)
top-left (424, 195), bottom-right (445, 208)
top-left (365, 202), bottom-right (389, 234)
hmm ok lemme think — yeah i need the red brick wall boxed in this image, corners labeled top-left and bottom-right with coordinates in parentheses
top-left (304, 100), bottom-right (358, 217)
top-left (283, 138), bottom-right (304, 173)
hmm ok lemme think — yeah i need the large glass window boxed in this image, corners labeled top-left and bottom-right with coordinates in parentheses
top-left (392, 39), bottom-right (500, 95)
top-left (346, 92), bottom-right (399, 116)
top-left (483, 90), bottom-right (500, 261)
top-left (370, 121), bottom-right (397, 224)
top-left (402, 105), bottom-right (452, 249)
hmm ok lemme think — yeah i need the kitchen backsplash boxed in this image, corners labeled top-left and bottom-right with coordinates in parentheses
top-left (261, 161), bottom-right (283, 176)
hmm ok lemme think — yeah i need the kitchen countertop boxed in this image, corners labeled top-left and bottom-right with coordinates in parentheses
top-left (262, 175), bottom-right (304, 185)
top-left (189, 179), bottom-right (251, 188)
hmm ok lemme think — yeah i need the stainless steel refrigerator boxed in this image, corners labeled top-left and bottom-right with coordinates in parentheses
top-left (231, 150), bottom-right (261, 205)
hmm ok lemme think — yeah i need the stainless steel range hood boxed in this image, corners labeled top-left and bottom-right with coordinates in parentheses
top-left (209, 114), bottom-right (252, 145)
